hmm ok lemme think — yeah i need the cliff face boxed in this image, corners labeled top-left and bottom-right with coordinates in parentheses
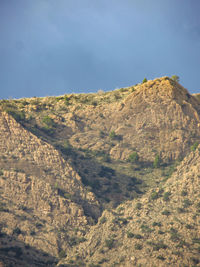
top-left (65, 77), bottom-right (200, 162)
top-left (0, 111), bottom-right (100, 263)
top-left (0, 77), bottom-right (200, 266)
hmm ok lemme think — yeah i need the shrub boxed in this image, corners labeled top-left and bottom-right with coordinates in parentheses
top-left (185, 224), bottom-right (194, 229)
top-left (163, 191), bottom-right (171, 202)
top-left (109, 130), bottom-right (116, 140)
top-left (153, 154), bottom-right (161, 168)
top-left (58, 250), bottom-right (66, 259)
top-left (157, 255), bottom-right (165, 261)
top-left (127, 231), bottom-right (134, 238)
top-left (42, 116), bottom-right (55, 128)
top-left (181, 190), bottom-right (187, 196)
top-left (142, 78), bottom-right (147, 83)
top-left (105, 239), bottom-right (114, 249)
top-left (135, 202), bottom-right (142, 210)
top-left (171, 75), bottom-right (180, 82)
top-left (152, 222), bottom-right (162, 227)
top-left (134, 234), bottom-right (143, 239)
top-left (161, 209), bottom-right (171, 216)
top-left (64, 95), bottom-right (70, 105)
top-left (152, 241), bottom-right (168, 251)
top-left (177, 207), bottom-right (185, 213)
top-left (13, 227), bottom-right (21, 235)
top-left (190, 142), bottom-right (199, 151)
top-left (140, 224), bottom-right (153, 233)
top-left (170, 228), bottom-right (180, 242)
top-left (183, 198), bottom-right (192, 208)
top-left (150, 190), bottom-right (159, 200)
top-left (134, 243), bottom-right (142, 250)
top-left (128, 152), bottom-right (139, 163)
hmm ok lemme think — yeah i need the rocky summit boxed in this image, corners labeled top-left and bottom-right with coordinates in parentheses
top-left (0, 77), bottom-right (200, 266)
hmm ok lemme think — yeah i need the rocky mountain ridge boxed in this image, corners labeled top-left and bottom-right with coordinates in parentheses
top-left (0, 76), bottom-right (200, 266)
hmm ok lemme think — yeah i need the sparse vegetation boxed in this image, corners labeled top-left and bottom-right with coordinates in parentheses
top-left (190, 141), bottom-right (199, 151)
top-left (171, 75), bottom-right (180, 82)
top-left (134, 243), bottom-right (143, 250)
top-left (161, 209), bottom-right (171, 216)
top-left (126, 231), bottom-right (134, 238)
top-left (135, 202), bottom-right (142, 210)
top-left (128, 152), bottom-right (139, 163)
top-left (163, 191), bottom-right (171, 201)
top-left (105, 238), bottom-right (114, 249)
top-left (153, 154), bottom-right (161, 168)
top-left (0, 76), bottom-right (199, 266)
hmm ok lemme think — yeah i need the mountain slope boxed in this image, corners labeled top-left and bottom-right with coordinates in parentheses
top-left (60, 145), bottom-right (200, 266)
top-left (0, 76), bottom-right (200, 266)
top-left (0, 111), bottom-right (100, 262)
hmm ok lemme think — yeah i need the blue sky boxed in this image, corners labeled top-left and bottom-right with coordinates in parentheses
top-left (0, 0), bottom-right (200, 99)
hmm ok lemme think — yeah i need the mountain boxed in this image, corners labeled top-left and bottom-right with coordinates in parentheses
top-left (60, 143), bottom-right (200, 266)
top-left (0, 77), bottom-right (199, 266)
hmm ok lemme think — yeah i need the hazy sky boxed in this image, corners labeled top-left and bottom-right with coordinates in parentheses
top-left (0, 0), bottom-right (200, 99)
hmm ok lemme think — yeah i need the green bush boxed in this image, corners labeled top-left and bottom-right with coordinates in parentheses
top-left (64, 95), bottom-right (70, 105)
top-left (169, 228), bottom-right (180, 242)
top-left (152, 241), bottom-right (168, 251)
top-left (150, 190), bottom-right (159, 200)
top-left (134, 234), bottom-right (143, 239)
top-left (140, 223), bottom-right (153, 233)
top-left (171, 75), bottom-right (180, 82)
top-left (152, 222), bottom-right (162, 227)
top-left (105, 238), bottom-right (114, 249)
top-left (128, 152), bottom-right (139, 163)
top-left (142, 77), bottom-right (147, 83)
top-left (157, 255), bottom-right (165, 261)
top-left (42, 116), bottom-right (55, 128)
top-left (177, 207), bottom-right (186, 213)
top-left (127, 231), bottom-right (134, 238)
top-left (109, 130), bottom-right (116, 140)
top-left (58, 250), bottom-right (66, 259)
top-left (163, 191), bottom-right (171, 202)
top-left (181, 190), bottom-right (187, 196)
top-left (153, 154), bottom-right (161, 168)
top-left (190, 142), bottom-right (199, 151)
top-left (183, 198), bottom-right (192, 208)
top-left (134, 243), bottom-right (142, 250)
top-left (161, 209), bottom-right (171, 216)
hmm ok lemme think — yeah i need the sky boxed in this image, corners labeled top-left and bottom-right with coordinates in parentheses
top-left (0, 0), bottom-right (200, 99)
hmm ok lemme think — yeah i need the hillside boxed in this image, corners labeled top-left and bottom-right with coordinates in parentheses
top-left (0, 76), bottom-right (200, 266)
top-left (60, 144), bottom-right (200, 266)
